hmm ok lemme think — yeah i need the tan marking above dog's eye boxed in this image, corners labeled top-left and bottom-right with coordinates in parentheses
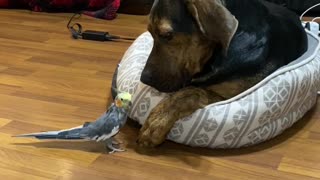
top-left (159, 19), bottom-right (172, 29)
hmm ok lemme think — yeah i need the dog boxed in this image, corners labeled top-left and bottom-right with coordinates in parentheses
top-left (137, 0), bottom-right (308, 147)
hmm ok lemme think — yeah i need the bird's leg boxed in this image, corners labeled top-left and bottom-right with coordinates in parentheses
top-left (111, 137), bottom-right (122, 145)
top-left (106, 138), bottom-right (125, 154)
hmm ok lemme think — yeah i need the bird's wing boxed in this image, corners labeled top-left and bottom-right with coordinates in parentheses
top-left (79, 106), bottom-right (121, 141)
top-left (80, 103), bottom-right (116, 127)
top-left (13, 125), bottom-right (85, 140)
top-left (13, 105), bottom-right (122, 141)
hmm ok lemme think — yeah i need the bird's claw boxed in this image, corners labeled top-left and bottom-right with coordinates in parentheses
top-left (108, 148), bottom-right (126, 154)
top-left (106, 139), bottom-right (125, 154)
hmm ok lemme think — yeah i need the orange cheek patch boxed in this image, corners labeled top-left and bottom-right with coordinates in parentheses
top-left (115, 100), bottom-right (122, 107)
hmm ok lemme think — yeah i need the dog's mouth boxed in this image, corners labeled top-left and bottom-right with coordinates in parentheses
top-left (140, 65), bottom-right (194, 93)
top-left (190, 63), bottom-right (217, 85)
top-left (141, 73), bottom-right (192, 93)
top-left (155, 79), bottom-right (192, 93)
top-left (145, 78), bottom-right (192, 93)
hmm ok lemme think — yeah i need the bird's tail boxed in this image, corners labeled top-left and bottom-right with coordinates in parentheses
top-left (13, 125), bottom-right (85, 140)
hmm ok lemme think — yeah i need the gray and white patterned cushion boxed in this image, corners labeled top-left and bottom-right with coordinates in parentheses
top-left (116, 31), bottom-right (320, 148)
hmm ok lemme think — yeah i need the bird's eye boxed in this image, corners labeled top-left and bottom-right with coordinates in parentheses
top-left (120, 98), bottom-right (123, 101)
top-left (159, 31), bottom-right (173, 41)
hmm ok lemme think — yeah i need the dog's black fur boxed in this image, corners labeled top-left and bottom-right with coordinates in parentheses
top-left (142, 0), bottom-right (308, 92)
top-left (192, 0), bottom-right (308, 87)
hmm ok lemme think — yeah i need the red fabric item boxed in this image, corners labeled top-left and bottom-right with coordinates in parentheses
top-left (51, 0), bottom-right (74, 8)
top-left (88, 0), bottom-right (109, 8)
top-left (0, 0), bottom-right (120, 20)
top-left (0, 0), bottom-right (8, 7)
top-left (84, 0), bottom-right (120, 20)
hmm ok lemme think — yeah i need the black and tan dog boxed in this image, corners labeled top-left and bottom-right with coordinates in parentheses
top-left (137, 0), bottom-right (308, 147)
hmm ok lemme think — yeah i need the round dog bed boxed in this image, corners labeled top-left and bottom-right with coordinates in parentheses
top-left (114, 30), bottom-right (320, 148)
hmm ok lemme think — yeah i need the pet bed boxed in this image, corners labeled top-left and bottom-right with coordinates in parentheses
top-left (113, 30), bottom-right (320, 148)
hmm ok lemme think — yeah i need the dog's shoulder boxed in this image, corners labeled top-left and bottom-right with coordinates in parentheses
top-left (192, 0), bottom-right (271, 85)
top-left (193, 0), bottom-right (307, 88)
top-left (225, 0), bottom-right (307, 62)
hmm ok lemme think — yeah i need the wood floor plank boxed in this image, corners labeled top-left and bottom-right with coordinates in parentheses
top-left (279, 157), bottom-right (320, 178)
top-left (0, 132), bottom-right (101, 166)
top-left (0, 118), bottom-right (12, 127)
top-left (0, 166), bottom-right (51, 180)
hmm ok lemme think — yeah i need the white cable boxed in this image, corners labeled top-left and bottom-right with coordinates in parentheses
top-left (312, 17), bottom-right (320, 22)
top-left (300, 3), bottom-right (320, 20)
top-left (300, 4), bottom-right (320, 96)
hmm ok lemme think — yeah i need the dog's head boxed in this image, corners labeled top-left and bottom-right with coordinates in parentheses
top-left (140, 0), bottom-right (238, 92)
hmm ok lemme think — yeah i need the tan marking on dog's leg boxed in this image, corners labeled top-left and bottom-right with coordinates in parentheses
top-left (207, 76), bottom-right (265, 99)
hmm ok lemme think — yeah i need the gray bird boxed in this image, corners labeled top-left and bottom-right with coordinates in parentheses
top-left (14, 91), bottom-right (132, 154)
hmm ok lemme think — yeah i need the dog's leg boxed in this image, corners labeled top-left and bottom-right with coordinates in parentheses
top-left (137, 87), bottom-right (224, 147)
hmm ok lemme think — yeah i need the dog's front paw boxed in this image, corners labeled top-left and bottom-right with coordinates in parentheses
top-left (137, 110), bottom-right (172, 147)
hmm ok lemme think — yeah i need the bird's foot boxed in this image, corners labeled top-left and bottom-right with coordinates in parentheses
top-left (108, 148), bottom-right (126, 154)
top-left (106, 140), bottom-right (125, 154)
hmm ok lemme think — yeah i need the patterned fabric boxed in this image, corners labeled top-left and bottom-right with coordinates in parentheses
top-left (116, 31), bottom-right (320, 148)
top-left (0, 0), bottom-right (120, 20)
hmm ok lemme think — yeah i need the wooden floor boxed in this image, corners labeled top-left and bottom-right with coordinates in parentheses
top-left (0, 10), bottom-right (320, 180)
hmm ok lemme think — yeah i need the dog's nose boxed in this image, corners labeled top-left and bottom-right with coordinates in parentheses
top-left (140, 69), bottom-right (153, 85)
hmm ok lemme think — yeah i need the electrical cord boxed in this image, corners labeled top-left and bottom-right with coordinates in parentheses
top-left (300, 3), bottom-right (320, 36)
top-left (300, 3), bottom-right (320, 95)
top-left (67, 12), bottom-right (135, 41)
top-left (67, 13), bottom-right (83, 39)
top-left (300, 3), bottom-right (320, 21)
top-left (312, 17), bottom-right (320, 22)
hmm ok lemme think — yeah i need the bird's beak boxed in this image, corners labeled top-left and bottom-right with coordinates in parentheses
top-left (127, 102), bottom-right (133, 110)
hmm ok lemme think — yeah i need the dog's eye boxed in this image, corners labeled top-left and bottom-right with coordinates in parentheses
top-left (159, 32), bottom-right (173, 41)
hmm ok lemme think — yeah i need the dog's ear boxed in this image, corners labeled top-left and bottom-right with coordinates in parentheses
top-left (186, 0), bottom-right (238, 54)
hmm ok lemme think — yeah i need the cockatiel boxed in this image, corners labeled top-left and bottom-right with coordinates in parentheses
top-left (14, 91), bottom-right (132, 154)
